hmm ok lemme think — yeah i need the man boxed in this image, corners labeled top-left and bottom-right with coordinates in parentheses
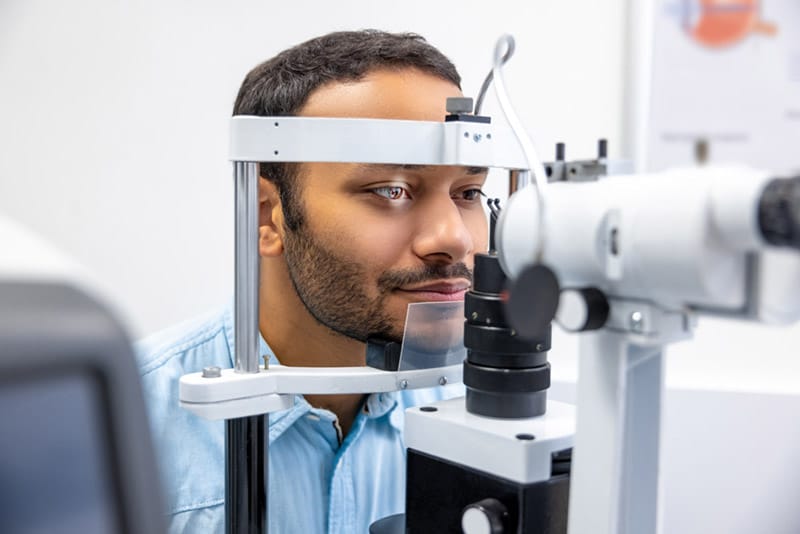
top-left (137, 30), bottom-right (488, 533)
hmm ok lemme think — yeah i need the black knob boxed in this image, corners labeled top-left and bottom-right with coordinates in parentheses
top-left (504, 264), bottom-right (560, 339)
top-left (555, 142), bottom-right (565, 161)
top-left (598, 138), bottom-right (608, 159)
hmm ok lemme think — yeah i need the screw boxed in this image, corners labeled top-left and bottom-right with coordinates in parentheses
top-left (464, 131), bottom-right (470, 138)
top-left (202, 366), bottom-right (221, 378)
top-left (399, 379), bottom-right (409, 389)
top-left (630, 311), bottom-right (644, 332)
top-left (471, 311), bottom-right (478, 320)
top-left (473, 133), bottom-right (482, 143)
top-left (535, 343), bottom-right (545, 352)
top-left (486, 133), bottom-right (492, 140)
top-left (438, 376), bottom-right (448, 386)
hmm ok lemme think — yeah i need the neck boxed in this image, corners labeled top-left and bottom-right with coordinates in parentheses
top-left (259, 260), bottom-right (367, 437)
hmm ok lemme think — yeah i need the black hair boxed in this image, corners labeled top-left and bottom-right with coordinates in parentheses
top-left (232, 30), bottom-right (461, 229)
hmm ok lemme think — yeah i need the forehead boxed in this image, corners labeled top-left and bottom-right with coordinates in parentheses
top-left (294, 69), bottom-right (472, 188)
top-left (299, 68), bottom-right (463, 121)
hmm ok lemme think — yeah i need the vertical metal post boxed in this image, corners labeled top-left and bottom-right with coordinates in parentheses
top-left (226, 161), bottom-right (267, 534)
top-left (567, 331), bottom-right (665, 534)
top-left (233, 161), bottom-right (261, 375)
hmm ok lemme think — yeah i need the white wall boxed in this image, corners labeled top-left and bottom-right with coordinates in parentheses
top-left (0, 0), bottom-right (625, 338)
top-left (2, 0), bottom-right (797, 397)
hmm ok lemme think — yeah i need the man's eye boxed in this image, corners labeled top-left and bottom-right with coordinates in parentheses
top-left (458, 189), bottom-right (485, 201)
top-left (372, 186), bottom-right (411, 200)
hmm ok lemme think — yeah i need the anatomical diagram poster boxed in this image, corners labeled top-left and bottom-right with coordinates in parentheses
top-left (647, 0), bottom-right (800, 175)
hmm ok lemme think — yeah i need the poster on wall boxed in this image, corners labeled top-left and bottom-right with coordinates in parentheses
top-left (646, 0), bottom-right (800, 175)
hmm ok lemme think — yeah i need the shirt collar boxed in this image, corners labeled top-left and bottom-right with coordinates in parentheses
top-left (363, 392), bottom-right (399, 420)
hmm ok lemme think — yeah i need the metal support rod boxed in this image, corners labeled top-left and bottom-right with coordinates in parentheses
top-left (227, 416), bottom-right (267, 533)
top-left (227, 161), bottom-right (267, 534)
top-left (234, 161), bottom-right (261, 374)
top-left (567, 331), bottom-right (665, 534)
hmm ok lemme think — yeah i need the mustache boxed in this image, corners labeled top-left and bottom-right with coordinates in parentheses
top-left (378, 263), bottom-right (473, 291)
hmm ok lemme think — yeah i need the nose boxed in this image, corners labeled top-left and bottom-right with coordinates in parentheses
top-left (412, 196), bottom-right (474, 264)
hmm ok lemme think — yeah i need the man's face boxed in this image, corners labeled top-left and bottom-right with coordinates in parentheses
top-left (280, 68), bottom-right (489, 343)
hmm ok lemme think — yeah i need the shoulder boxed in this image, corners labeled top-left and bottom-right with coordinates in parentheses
top-left (135, 306), bottom-right (234, 377)
top-left (133, 307), bottom-right (233, 518)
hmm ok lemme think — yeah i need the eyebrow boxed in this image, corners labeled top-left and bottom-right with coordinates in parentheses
top-left (352, 163), bottom-right (489, 175)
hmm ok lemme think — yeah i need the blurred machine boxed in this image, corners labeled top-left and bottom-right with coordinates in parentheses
top-left (0, 218), bottom-right (166, 534)
top-left (179, 35), bottom-right (800, 534)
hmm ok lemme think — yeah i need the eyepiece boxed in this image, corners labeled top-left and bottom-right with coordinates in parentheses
top-left (759, 176), bottom-right (800, 250)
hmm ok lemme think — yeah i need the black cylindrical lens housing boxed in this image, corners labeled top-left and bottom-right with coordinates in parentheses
top-left (464, 252), bottom-right (551, 418)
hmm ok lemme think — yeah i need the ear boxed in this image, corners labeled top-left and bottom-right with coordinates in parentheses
top-left (259, 177), bottom-right (285, 257)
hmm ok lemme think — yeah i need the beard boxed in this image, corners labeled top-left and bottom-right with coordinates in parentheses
top-left (282, 223), bottom-right (473, 344)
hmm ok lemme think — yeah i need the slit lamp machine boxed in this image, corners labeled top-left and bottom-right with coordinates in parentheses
top-left (179, 35), bottom-right (800, 534)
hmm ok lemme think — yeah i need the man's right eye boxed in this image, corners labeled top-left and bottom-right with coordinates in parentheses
top-left (371, 186), bottom-right (412, 201)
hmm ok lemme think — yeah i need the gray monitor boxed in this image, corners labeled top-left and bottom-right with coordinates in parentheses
top-left (0, 281), bottom-right (166, 534)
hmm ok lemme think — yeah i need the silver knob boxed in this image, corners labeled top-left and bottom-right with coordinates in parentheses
top-left (461, 498), bottom-right (506, 534)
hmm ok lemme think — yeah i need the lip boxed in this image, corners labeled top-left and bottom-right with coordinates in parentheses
top-left (396, 280), bottom-right (471, 302)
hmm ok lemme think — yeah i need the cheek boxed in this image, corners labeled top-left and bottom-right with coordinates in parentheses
top-left (319, 216), bottom-right (413, 276)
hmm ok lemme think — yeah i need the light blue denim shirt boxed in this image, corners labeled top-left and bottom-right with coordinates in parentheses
top-left (136, 305), bottom-right (463, 533)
